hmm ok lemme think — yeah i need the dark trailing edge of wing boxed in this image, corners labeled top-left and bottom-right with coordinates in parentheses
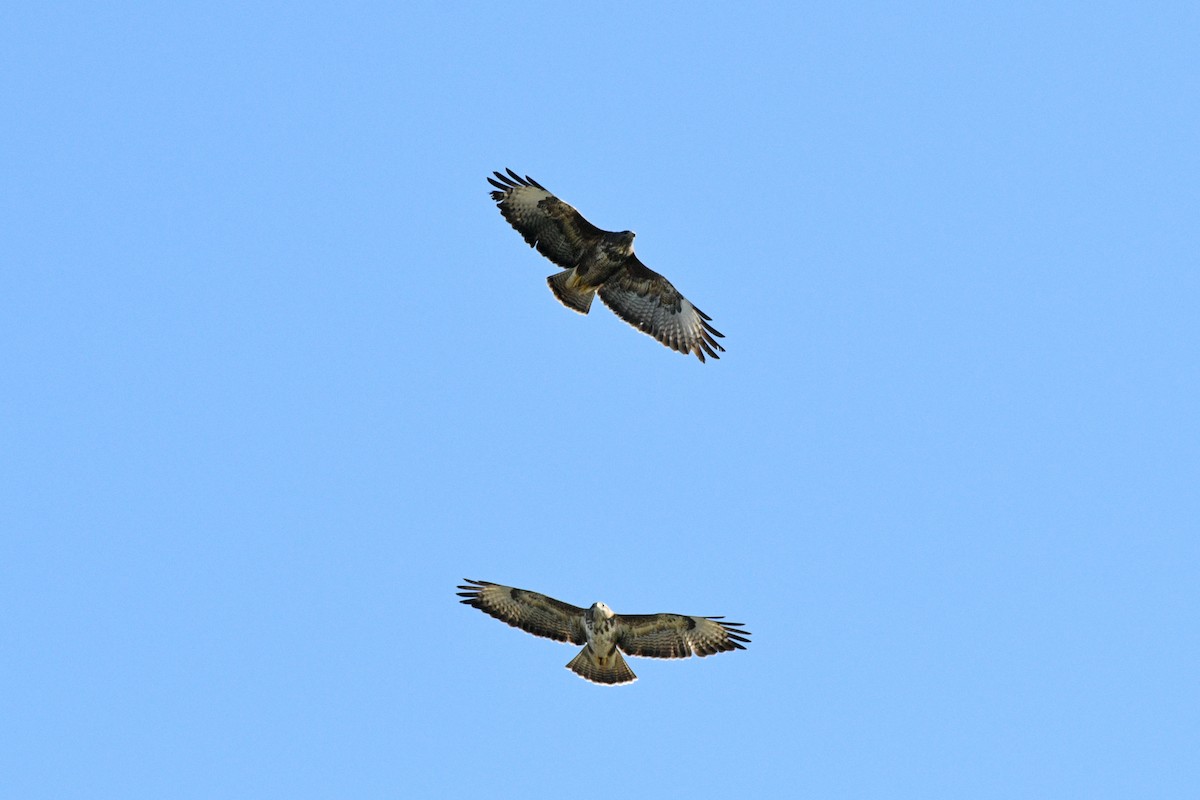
top-left (615, 613), bottom-right (752, 656)
top-left (617, 255), bottom-right (725, 362)
top-left (456, 578), bottom-right (586, 645)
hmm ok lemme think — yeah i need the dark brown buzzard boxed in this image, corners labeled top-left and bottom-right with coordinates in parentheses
top-left (488, 169), bottom-right (725, 362)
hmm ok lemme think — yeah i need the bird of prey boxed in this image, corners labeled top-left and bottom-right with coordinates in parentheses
top-left (457, 579), bottom-right (750, 685)
top-left (487, 169), bottom-right (725, 362)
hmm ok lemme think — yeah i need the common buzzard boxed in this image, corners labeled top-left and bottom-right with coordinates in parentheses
top-left (487, 169), bottom-right (725, 362)
top-left (457, 579), bottom-right (750, 685)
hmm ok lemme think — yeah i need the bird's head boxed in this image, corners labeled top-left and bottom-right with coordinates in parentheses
top-left (603, 230), bottom-right (636, 258)
top-left (590, 601), bottom-right (615, 620)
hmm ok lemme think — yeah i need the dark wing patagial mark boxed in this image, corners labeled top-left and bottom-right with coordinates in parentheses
top-left (487, 169), bottom-right (608, 269)
top-left (615, 613), bottom-right (751, 658)
top-left (457, 579), bottom-right (588, 645)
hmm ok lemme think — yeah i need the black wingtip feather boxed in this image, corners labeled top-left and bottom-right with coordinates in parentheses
top-left (489, 170), bottom-right (545, 195)
top-left (505, 167), bottom-right (533, 187)
top-left (490, 171), bottom-right (518, 189)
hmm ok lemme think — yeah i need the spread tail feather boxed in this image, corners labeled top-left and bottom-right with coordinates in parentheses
top-left (566, 646), bottom-right (637, 685)
top-left (547, 270), bottom-right (596, 314)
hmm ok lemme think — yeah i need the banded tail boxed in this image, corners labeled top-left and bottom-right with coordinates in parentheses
top-left (547, 269), bottom-right (596, 314)
top-left (566, 646), bottom-right (637, 685)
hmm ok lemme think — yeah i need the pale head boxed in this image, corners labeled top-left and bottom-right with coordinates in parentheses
top-left (589, 601), bottom-right (615, 620)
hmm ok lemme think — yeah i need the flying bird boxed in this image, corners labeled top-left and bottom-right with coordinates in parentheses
top-left (487, 169), bottom-right (725, 362)
top-left (457, 579), bottom-right (750, 685)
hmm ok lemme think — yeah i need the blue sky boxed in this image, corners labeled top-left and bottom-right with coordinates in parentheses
top-left (3, 2), bottom-right (1197, 797)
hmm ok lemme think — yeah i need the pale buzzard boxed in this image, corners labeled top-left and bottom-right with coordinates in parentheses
top-left (488, 169), bottom-right (725, 362)
top-left (457, 579), bottom-right (750, 685)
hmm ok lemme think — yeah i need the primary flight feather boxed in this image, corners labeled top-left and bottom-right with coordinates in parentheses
top-left (487, 169), bottom-right (725, 362)
top-left (457, 579), bottom-right (751, 685)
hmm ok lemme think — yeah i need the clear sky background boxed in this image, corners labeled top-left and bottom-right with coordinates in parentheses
top-left (4, 2), bottom-right (1197, 797)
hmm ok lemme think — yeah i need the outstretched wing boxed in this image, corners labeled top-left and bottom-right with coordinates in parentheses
top-left (598, 256), bottom-right (725, 362)
top-left (615, 613), bottom-right (750, 659)
top-left (457, 579), bottom-right (587, 645)
top-left (488, 169), bottom-right (607, 269)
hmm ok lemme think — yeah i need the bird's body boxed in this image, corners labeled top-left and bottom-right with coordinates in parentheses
top-left (567, 601), bottom-right (636, 685)
top-left (457, 579), bottom-right (750, 685)
top-left (546, 230), bottom-right (635, 314)
top-left (487, 169), bottom-right (725, 362)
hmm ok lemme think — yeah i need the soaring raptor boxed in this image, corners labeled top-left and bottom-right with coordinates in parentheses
top-left (487, 169), bottom-right (725, 362)
top-left (457, 579), bottom-right (750, 685)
